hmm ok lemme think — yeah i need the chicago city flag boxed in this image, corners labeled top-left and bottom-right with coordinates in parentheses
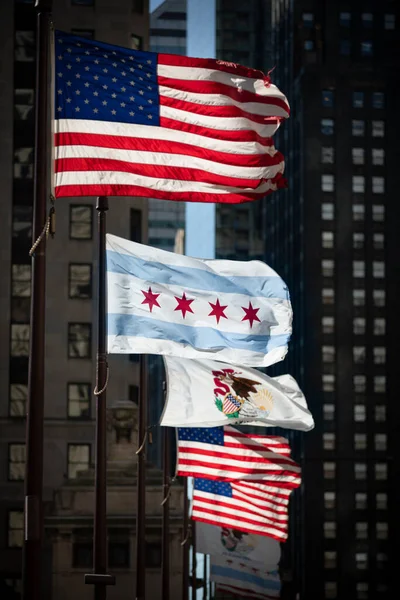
top-left (53, 31), bottom-right (289, 203)
top-left (211, 556), bottom-right (281, 600)
top-left (106, 234), bottom-right (292, 366)
top-left (161, 356), bottom-right (314, 430)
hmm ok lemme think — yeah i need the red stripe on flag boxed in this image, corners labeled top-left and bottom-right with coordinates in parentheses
top-left (158, 52), bottom-right (267, 82)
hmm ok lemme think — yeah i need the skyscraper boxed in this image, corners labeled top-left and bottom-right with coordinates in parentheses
top-left (268, 2), bottom-right (399, 598)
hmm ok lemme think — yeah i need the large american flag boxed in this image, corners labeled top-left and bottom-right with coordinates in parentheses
top-left (177, 426), bottom-right (301, 483)
top-left (192, 477), bottom-right (298, 541)
top-left (54, 31), bottom-right (289, 203)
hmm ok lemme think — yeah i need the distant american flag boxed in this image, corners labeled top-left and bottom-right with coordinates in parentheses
top-left (53, 31), bottom-right (289, 203)
top-left (177, 426), bottom-right (301, 483)
top-left (193, 477), bottom-right (298, 541)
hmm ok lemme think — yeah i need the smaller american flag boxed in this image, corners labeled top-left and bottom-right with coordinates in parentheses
top-left (177, 425), bottom-right (301, 483)
top-left (192, 477), bottom-right (298, 541)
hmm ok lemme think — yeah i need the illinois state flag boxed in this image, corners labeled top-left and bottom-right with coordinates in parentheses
top-left (161, 356), bottom-right (314, 430)
top-left (54, 31), bottom-right (289, 204)
top-left (107, 234), bottom-right (292, 366)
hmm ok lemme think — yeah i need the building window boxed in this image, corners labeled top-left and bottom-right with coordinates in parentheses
top-left (322, 174), bottom-right (335, 192)
top-left (353, 289), bottom-right (365, 306)
top-left (373, 347), bottom-right (386, 364)
top-left (71, 0), bottom-right (95, 5)
top-left (322, 346), bottom-right (335, 363)
top-left (339, 12), bottom-right (351, 27)
top-left (322, 374), bottom-right (335, 392)
top-left (324, 551), bottom-right (336, 569)
top-left (375, 435), bottom-right (387, 452)
top-left (15, 88), bottom-right (34, 121)
top-left (10, 324), bottom-right (30, 357)
top-left (321, 147), bottom-right (334, 164)
top-left (356, 522), bottom-right (368, 539)
top-left (354, 375), bottom-right (366, 393)
top-left (71, 29), bottom-right (95, 39)
top-left (352, 176), bottom-right (365, 193)
top-left (373, 261), bottom-right (385, 278)
top-left (372, 92), bottom-right (384, 109)
top-left (354, 434), bottom-right (367, 451)
top-left (13, 205), bottom-right (32, 244)
top-left (68, 444), bottom-right (90, 479)
top-left (304, 40), bottom-right (314, 51)
top-left (353, 233), bottom-right (365, 249)
top-left (322, 317), bottom-right (335, 334)
top-left (129, 385), bottom-right (139, 405)
top-left (376, 522), bottom-right (388, 540)
top-left (322, 231), bottom-right (334, 248)
top-left (7, 511), bottom-right (24, 548)
top-left (9, 384), bottom-right (28, 418)
top-left (355, 492), bottom-right (367, 509)
top-left (353, 346), bottom-right (366, 364)
top-left (373, 289), bottom-right (385, 307)
top-left (73, 538), bottom-right (93, 568)
top-left (14, 148), bottom-right (34, 179)
top-left (324, 582), bottom-right (337, 599)
top-left (69, 205), bottom-right (93, 240)
top-left (372, 205), bottom-right (385, 222)
top-left (324, 491), bottom-right (335, 509)
top-left (322, 203), bottom-right (334, 220)
top-left (374, 376), bottom-right (386, 393)
top-left (354, 405), bottom-right (366, 423)
top-left (109, 540), bottom-right (130, 568)
top-left (353, 318), bottom-right (366, 335)
top-left (352, 205), bottom-right (365, 221)
top-left (372, 148), bottom-right (385, 165)
top-left (373, 233), bottom-right (384, 249)
top-left (376, 553), bottom-right (388, 569)
top-left (131, 34), bottom-right (143, 51)
top-left (15, 31), bottom-right (35, 62)
top-left (374, 318), bottom-right (385, 335)
top-left (321, 119), bottom-right (334, 135)
top-left (68, 383), bottom-right (91, 419)
top-left (353, 261), bottom-right (365, 278)
top-left (322, 288), bottom-right (335, 304)
top-left (372, 176), bottom-right (385, 194)
top-left (340, 40), bottom-right (351, 55)
top-left (376, 493), bottom-right (387, 510)
top-left (69, 264), bottom-right (92, 299)
top-left (352, 120), bottom-right (365, 136)
top-left (356, 553), bottom-right (368, 570)
top-left (68, 323), bottom-right (91, 358)
top-left (12, 265), bottom-right (31, 297)
top-left (323, 433), bottom-right (335, 451)
top-left (352, 148), bottom-right (364, 165)
top-left (361, 41), bottom-right (373, 56)
top-left (353, 92), bottom-right (364, 108)
top-left (323, 404), bottom-right (335, 421)
top-left (324, 522), bottom-right (336, 539)
top-left (302, 13), bottom-right (314, 27)
top-left (322, 90), bottom-right (334, 107)
top-left (384, 14), bottom-right (395, 30)
top-left (362, 13), bottom-right (373, 27)
top-left (322, 259), bottom-right (334, 277)
top-left (145, 541), bottom-right (162, 567)
top-left (375, 406), bottom-right (386, 422)
top-left (8, 444), bottom-right (26, 481)
top-left (356, 583), bottom-right (368, 599)
top-left (372, 121), bottom-right (385, 137)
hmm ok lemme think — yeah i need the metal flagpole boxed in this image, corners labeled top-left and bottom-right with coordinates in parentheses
top-left (22, 2), bottom-right (52, 598)
top-left (181, 477), bottom-right (189, 600)
top-left (202, 554), bottom-right (207, 600)
top-left (135, 355), bottom-right (148, 600)
top-left (161, 409), bottom-right (171, 600)
top-left (84, 196), bottom-right (115, 597)
top-left (191, 520), bottom-right (197, 600)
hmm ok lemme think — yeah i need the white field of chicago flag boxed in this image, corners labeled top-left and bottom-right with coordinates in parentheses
top-left (196, 521), bottom-right (281, 570)
top-left (106, 234), bottom-right (292, 367)
top-left (161, 356), bottom-right (314, 431)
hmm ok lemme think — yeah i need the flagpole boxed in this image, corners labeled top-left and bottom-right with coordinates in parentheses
top-left (84, 196), bottom-right (115, 597)
top-left (161, 407), bottom-right (171, 600)
top-left (191, 520), bottom-right (197, 600)
top-left (135, 355), bottom-right (148, 600)
top-left (182, 477), bottom-right (189, 600)
top-left (22, 2), bottom-right (52, 598)
top-left (202, 555), bottom-right (207, 600)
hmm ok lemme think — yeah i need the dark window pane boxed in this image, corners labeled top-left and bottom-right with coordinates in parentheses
top-left (322, 90), bottom-right (334, 107)
top-left (8, 444), bottom-right (26, 480)
top-left (15, 31), bottom-right (35, 62)
top-left (304, 40), bottom-right (314, 51)
top-left (71, 29), bottom-right (95, 39)
top-left (109, 542), bottom-right (130, 568)
top-left (321, 119), bottom-right (334, 135)
top-left (70, 205), bottom-right (93, 240)
top-left (129, 385), bottom-right (139, 405)
top-left (340, 40), bottom-right (350, 55)
top-left (353, 92), bottom-right (364, 108)
top-left (69, 264), bottom-right (92, 299)
top-left (14, 147), bottom-right (34, 179)
top-left (68, 383), bottom-right (91, 419)
top-left (8, 511), bottom-right (24, 548)
top-left (339, 12), bottom-right (351, 27)
top-left (11, 324), bottom-right (30, 356)
top-left (68, 323), bottom-right (91, 358)
top-left (71, 0), bottom-right (94, 5)
top-left (15, 88), bottom-right (34, 121)
top-left (361, 41), bottom-right (373, 56)
top-left (73, 542), bottom-right (93, 567)
top-left (145, 542), bottom-right (161, 567)
top-left (302, 13), bottom-right (314, 27)
top-left (131, 209), bottom-right (142, 243)
top-left (372, 92), bottom-right (384, 109)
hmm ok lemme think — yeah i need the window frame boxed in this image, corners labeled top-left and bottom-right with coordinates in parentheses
top-left (67, 382), bottom-right (91, 420)
top-left (8, 443), bottom-right (26, 481)
top-left (68, 322), bottom-right (92, 359)
top-left (69, 204), bottom-right (93, 241)
top-left (68, 263), bottom-right (93, 299)
top-left (7, 509), bottom-right (24, 548)
top-left (67, 443), bottom-right (91, 480)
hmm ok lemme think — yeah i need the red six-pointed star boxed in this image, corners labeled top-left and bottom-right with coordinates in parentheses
top-left (208, 298), bottom-right (228, 324)
top-left (174, 292), bottom-right (194, 318)
top-left (141, 287), bottom-right (161, 312)
top-left (241, 301), bottom-right (261, 328)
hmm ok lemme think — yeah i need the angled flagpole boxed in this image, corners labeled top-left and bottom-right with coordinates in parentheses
top-left (22, 2), bottom-right (52, 598)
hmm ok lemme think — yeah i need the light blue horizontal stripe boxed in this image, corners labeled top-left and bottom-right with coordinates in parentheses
top-left (211, 565), bottom-right (281, 591)
top-left (106, 250), bottom-right (290, 301)
top-left (107, 313), bottom-right (289, 354)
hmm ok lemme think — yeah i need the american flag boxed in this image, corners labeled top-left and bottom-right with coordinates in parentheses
top-left (192, 477), bottom-right (298, 541)
top-left (54, 31), bottom-right (289, 203)
top-left (177, 426), bottom-right (301, 483)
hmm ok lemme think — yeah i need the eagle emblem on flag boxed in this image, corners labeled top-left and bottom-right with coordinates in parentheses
top-left (214, 371), bottom-right (274, 420)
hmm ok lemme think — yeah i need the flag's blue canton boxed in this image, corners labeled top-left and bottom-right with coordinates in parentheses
top-left (55, 31), bottom-right (159, 125)
top-left (195, 478), bottom-right (233, 497)
top-left (178, 427), bottom-right (224, 445)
